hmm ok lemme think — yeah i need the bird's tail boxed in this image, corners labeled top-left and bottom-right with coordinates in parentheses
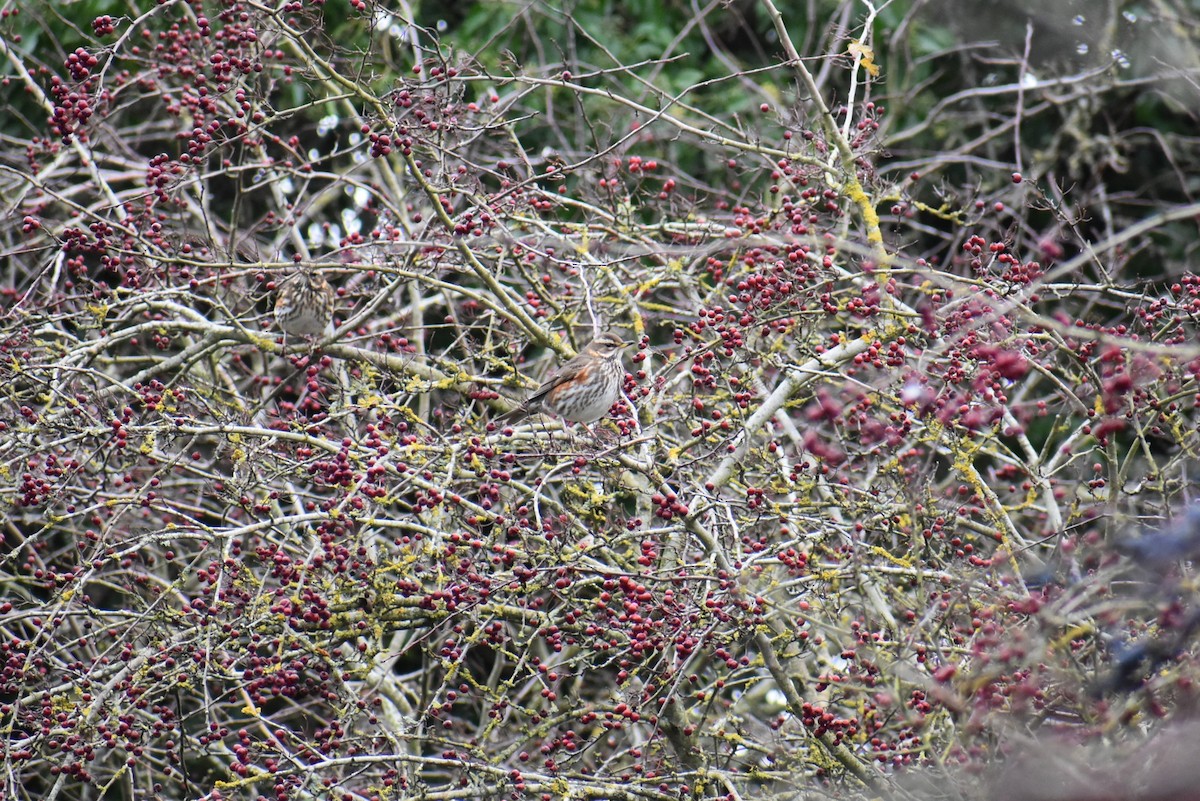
top-left (495, 405), bottom-right (529, 425)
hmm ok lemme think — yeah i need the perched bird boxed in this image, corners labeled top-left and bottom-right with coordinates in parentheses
top-left (498, 332), bottom-right (632, 426)
top-left (274, 269), bottom-right (334, 345)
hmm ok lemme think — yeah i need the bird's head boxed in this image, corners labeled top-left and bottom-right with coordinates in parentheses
top-left (586, 332), bottom-right (632, 359)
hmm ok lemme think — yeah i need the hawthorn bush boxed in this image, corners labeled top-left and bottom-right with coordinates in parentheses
top-left (3, 1), bottom-right (1200, 800)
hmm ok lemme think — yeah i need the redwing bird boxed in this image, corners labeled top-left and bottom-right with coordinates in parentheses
top-left (498, 332), bottom-right (632, 425)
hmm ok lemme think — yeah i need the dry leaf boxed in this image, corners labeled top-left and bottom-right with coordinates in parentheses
top-left (848, 39), bottom-right (880, 77)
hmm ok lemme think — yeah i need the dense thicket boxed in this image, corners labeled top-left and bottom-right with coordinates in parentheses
top-left (3, 2), bottom-right (1200, 800)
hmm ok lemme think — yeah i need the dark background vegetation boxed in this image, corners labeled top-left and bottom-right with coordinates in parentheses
top-left (3, 1), bottom-right (1200, 799)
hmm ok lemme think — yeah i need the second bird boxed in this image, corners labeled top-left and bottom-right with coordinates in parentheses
top-left (275, 269), bottom-right (335, 340)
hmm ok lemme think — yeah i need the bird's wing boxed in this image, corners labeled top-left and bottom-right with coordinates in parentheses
top-left (524, 357), bottom-right (588, 406)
